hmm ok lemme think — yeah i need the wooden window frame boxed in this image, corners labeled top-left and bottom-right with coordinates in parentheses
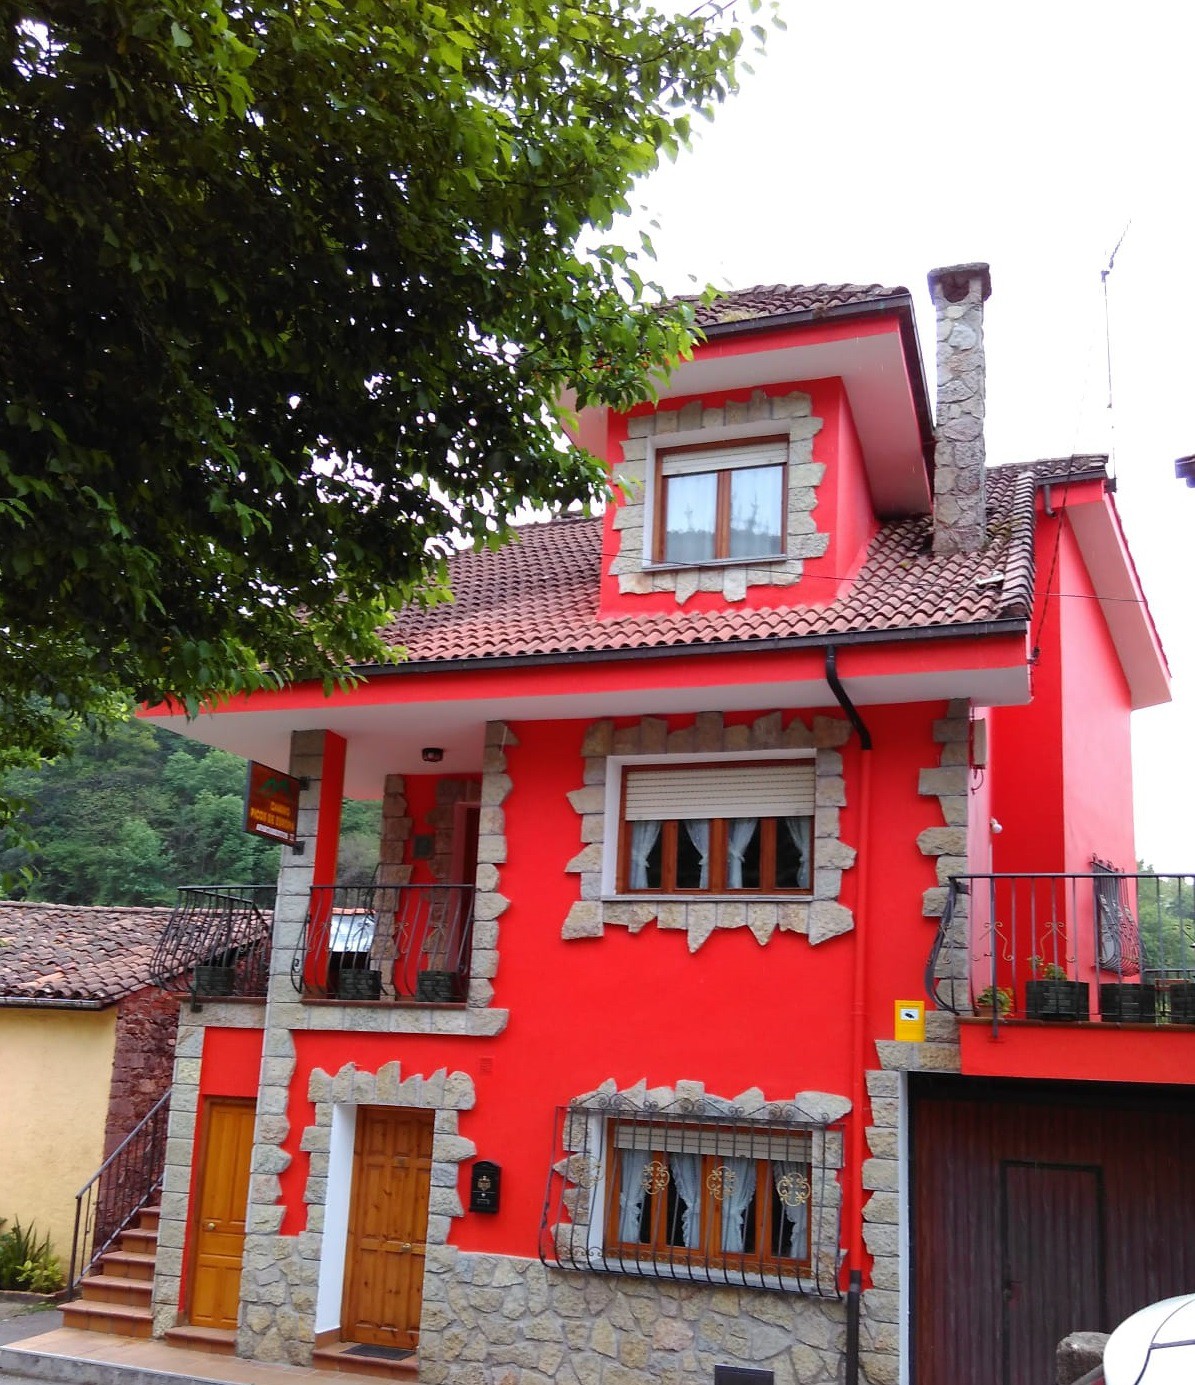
top-left (615, 759), bottom-right (814, 897)
top-left (603, 1141), bottom-right (812, 1273)
top-left (652, 437), bottom-right (789, 566)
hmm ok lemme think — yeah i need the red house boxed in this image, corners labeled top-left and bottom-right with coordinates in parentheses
top-left (67, 264), bottom-right (1191, 1385)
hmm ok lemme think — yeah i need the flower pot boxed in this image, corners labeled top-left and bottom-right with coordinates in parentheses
top-left (1026, 979), bottom-right (1089, 1021)
top-left (416, 969), bottom-right (459, 1003)
top-left (1161, 982), bottom-right (1195, 1025)
top-left (1099, 983), bottom-right (1156, 1023)
top-left (194, 964), bottom-right (235, 997)
top-left (337, 968), bottom-right (383, 1001)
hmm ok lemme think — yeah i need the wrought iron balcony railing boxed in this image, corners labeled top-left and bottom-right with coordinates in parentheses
top-left (150, 885), bottom-right (275, 1000)
top-left (291, 881), bottom-right (476, 1003)
top-left (926, 870), bottom-right (1195, 1028)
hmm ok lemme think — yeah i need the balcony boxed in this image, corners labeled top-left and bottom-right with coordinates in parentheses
top-left (927, 870), bottom-right (1195, 1032)
top-left (291, 881), bottom-right (476, 1003)
top-left (150, 885), bottom-right (274, 1000)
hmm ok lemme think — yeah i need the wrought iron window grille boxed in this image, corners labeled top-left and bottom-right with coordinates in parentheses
top-left (540, 1092), bottom-right (844, 1298)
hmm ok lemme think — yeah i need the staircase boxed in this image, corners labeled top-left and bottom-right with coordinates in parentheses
top-left (61, 1202), bottom-right (159, 1338)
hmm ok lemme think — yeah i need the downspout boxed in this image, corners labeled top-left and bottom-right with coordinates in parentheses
top-left (825, 645), bottom-right (872, 1385)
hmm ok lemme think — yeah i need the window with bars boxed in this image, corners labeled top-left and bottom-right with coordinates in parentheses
top-left (539, 1097), bottom-right (845, 1297)
top-left (617, 760), bottom-right (814, 895)
top-left (655, 438), bottom-right (787, 565)
top-left (607, 1121), bottom-right (811, 1271)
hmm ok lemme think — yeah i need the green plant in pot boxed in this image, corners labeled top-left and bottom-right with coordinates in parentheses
top-left (1026, 952), bottom-right (1090, 1021)
top-left (974, 985), bottom-right (1013, 1018)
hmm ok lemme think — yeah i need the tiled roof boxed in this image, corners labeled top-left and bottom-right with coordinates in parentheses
top-left (0, 901), bottom-right (176, 1006)
top-left (378, 463), bottom-right (1038, 665)
top-left (1033, 454), bottom-right (1109, 486)
top-left (681, 282), bottom-right (910, 332)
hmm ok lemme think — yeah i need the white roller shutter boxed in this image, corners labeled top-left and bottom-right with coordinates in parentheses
top-left (659, 438), bottom-right (788, 477)
top-left (613, 1122), bottom-right (812, 1161)
top-left (623, 762), bottom-right (815, 822)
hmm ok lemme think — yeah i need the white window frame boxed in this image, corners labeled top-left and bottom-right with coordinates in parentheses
top-left (642, 421), bottom-right (792, 570)
top-left (602, 749), bottom-right (817, 900)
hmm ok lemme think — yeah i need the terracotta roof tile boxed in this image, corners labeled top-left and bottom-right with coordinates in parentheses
top-left (0, 901), bottom-right (176, 1006)
top-left (680, 282), bottom-right (909, 331)
top-left (378, 464), bottom-right (1038, 666)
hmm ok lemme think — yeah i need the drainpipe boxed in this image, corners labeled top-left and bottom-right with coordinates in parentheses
top-left (825, 646), bottom-right (873, 1385)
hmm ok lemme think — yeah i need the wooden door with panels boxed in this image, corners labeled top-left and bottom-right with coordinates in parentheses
top-left (342, 1107), bottom-right (434, 1350)
top-left (189, 1097), bottom-right (256, 1330)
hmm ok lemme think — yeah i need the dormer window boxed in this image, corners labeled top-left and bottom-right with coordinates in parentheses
top-left (656, 438), bottom-right (788, 565)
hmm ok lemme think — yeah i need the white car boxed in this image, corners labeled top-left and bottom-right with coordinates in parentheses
top-left (1102, 1294), bottom-right (1195, 1384)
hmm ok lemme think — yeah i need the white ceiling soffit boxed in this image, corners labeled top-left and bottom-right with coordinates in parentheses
top-left (1066, 497), bottom-right (1171, 711)
top-left (143, 659), bottom-right (1029, 799)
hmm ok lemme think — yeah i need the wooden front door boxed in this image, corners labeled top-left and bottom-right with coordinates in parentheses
top-left (342, 1108), bottom-right (434, 1349)
top-left (189, 1097), bottom-right (255, 1330)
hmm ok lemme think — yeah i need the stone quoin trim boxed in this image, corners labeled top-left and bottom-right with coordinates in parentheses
top-left (916, 698), bottom-right (973, 1009)
top-left (610, 388), bottom-right (828, 603)
top-left (562, 710), bottom-right (857, 951)
top-left (151, 1004), bottom-right (266, 1339)
top-left (231, 1058), bottom-right (478, 1366)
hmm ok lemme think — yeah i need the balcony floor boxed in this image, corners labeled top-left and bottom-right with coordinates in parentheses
top-left (957, 1015), bottom-right (1195, 1084)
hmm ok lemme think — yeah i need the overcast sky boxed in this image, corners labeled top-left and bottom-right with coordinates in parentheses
top-left (622, 0), bottom-right (1194, 870)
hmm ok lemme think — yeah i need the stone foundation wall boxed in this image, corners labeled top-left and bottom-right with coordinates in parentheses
top-left (418, 1252), bottom-right (848, 1385)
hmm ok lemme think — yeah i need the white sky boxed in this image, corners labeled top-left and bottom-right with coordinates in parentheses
top-left (623, 0), bottom-right (1194, 870)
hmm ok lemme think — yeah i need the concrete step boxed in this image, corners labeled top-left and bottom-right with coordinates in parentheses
top-left (312, 1342), bottom-right (419, 1381)
top-left (117, 1228), bottom-right (158, 1255)
top-left (163, 1325), bottom-right (236, 1356)
top-left (76, 1274), bottom-right (152, 1309)
top-left (95, 1251), bottom-right (156, 1283)
top-left (60, 1299), bottom-right (152, 1338)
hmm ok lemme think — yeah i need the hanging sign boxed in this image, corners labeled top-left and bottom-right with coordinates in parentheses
top-left (243, 762), bottom-right (302, 846)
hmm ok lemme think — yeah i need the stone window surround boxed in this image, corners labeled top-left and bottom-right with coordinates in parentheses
top-left (611, 389), bottom-right (829, 604)
top-left (562, 710), bottom-right (858, 951)
top-left (547, 1077), bottom-right (850, 1298)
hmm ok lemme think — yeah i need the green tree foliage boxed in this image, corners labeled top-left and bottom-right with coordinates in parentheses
top-left (0, 0), bottom-right (758, 774)
top-left (1136, 865), bottom-right (1195, 972)
top-left (0, 720), bottom-right (380, 904)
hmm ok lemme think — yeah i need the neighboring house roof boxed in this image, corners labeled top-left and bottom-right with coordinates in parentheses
top-left (376, 462), bottom-right (1041, 667)
top-left (0, 901), bottom-right (176, 1007)
top-left (682, 282), bottom-right (911, 332)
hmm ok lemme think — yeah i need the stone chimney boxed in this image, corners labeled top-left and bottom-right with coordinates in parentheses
top-left (928, 263), bottom-right (991, 556)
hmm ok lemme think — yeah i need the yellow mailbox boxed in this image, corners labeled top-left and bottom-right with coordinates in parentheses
top-left (894, 999), bottom-right (926, 1042)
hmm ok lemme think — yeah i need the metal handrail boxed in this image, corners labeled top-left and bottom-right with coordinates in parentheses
top-left (150, 884), bottom-right (274, 998)
top-left (291, 881), bottom-right (476, 1002)
top-left (925, 871), bottom-right (1195, 1029)
top-left (68, 1090), bottom-right (170, 1291)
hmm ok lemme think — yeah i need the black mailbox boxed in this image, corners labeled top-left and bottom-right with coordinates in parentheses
top-left (469, 1160), bottom-right (501, 1213)
top-left (713, 1370), bottom-right (774, 1385)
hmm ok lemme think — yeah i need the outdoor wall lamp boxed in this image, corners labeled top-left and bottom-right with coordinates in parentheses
top-left (421, 747), bottom-right (445, 763)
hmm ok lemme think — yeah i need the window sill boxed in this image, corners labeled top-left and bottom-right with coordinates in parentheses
top-left (603, 893), bottom-right (812, 905)
top-left (641, 554), bottom-right (788, 573)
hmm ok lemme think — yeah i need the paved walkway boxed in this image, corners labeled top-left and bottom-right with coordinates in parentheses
top-left (0, 1326), bottom-right (400, 1385)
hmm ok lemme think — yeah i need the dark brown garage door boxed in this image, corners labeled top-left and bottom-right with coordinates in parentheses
top-left (911, 1075), bottom-right (1195, 1385)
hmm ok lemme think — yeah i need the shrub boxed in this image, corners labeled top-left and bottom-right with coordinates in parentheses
top-left (0, 1218), bottom-right (65, 1294)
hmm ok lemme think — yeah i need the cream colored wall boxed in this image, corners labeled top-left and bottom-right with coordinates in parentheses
top-left (0, 1006), bottom-right (117, 1262)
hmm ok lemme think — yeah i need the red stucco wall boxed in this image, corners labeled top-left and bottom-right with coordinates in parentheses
top-left (261, 702), bottom-right (950, 1281)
